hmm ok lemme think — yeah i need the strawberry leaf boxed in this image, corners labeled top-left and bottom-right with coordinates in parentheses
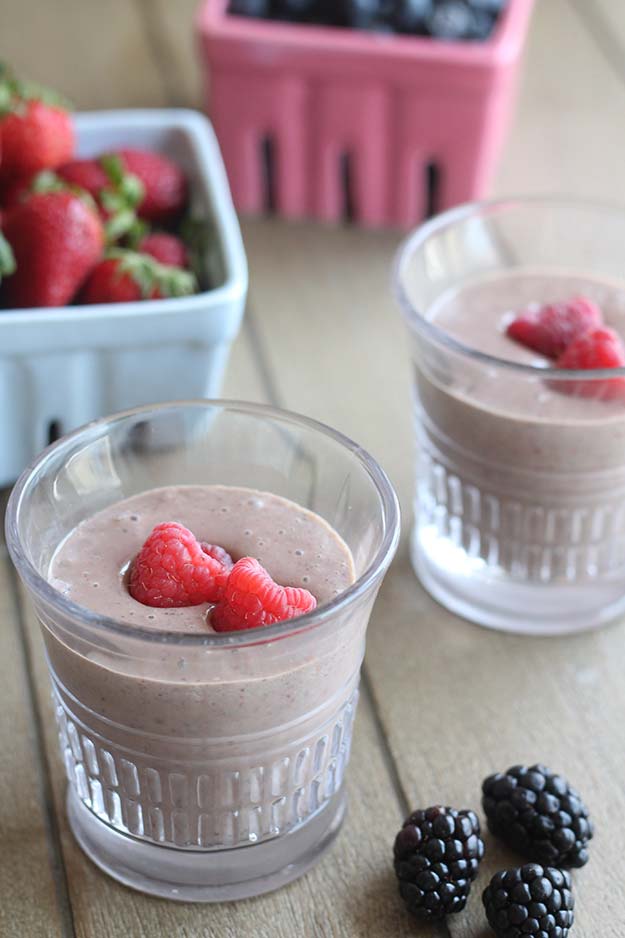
top-left (106, 247), bottom-right (197, 299)
top-left (0, 231), bottom-right (16, 281)
top-left (105, 209), bottom-right (138, 244)
top-left (100, 154), bottom-right (144, 208)
top-left (0, 61), bottom-right (72, 113)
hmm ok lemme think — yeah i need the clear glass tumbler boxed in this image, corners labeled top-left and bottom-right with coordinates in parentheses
top-left (395, 198), bottom-right (625, 635)
top-left (6, 401), bottom-right (399, 901)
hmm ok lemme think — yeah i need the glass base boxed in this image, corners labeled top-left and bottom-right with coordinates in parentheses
top-left (67, 784), bottom-right (347, 901)
top-left (412, 525), bottom-right (625, 636)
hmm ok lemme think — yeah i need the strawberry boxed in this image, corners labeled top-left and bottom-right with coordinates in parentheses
top-left (1, 173), bottom-right (35, 210)
top-left (114, 149), bottom-right (188, 223)
top-left (1, 191), bottom-right (103, 308)
top-left (138, 232), bottom-right (189, 268)
top-left (57, 155), bottom-right (145, 243)
top-left (56, 158), bottom-right (109, 203)
top-left (0, 66), bottom-right (74, 185)
top-left (552, 327), bottom-right (625, 401)
top-left (506, 297), bottom-right (603, 359)
top-left (79, 248), bottom-right (196, 304)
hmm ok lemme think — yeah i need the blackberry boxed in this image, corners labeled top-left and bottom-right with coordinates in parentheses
top-left (482, 764), bottom-right (593, 869)
top-left (483, 864), bottom-right (575, 938)
top-left (393, 805), bottom-right (484, 920)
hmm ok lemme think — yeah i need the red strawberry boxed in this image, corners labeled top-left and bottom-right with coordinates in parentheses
top-left (553, 327), bottom-right (625, 401)
top-left (129, 522), bottom-right (230, 608)
top-left (0, 172), bottom-right (36, 210)
top-left (58, 155), bottom-right (145, 241)
top-left (1, 191), bottom-right (103, 308)
top-left (211, 557), bottom-right (317, 632)
top-left (0, 66), bottom-right (74, 184)
top-left (506, 297), bottom-right (603, 359)
top-left (79, 248), bottom-right (196, 304)
top-left (115, 149), bottom-right (187, 223)
top-left (139, 232), bottom-right (189, 268)
top-left (57, 158), bottom-right (109, 203)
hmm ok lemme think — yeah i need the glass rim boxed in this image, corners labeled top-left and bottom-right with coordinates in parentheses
top-left (6, 399), bottom-right (401, 649)
top-left (394, 194), bottom-right (625, 380)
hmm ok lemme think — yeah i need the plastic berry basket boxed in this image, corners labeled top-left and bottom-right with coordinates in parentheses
top-left (196, 0), bottom-right (535, 229)
top-left (0, 109), bottom-right (248, 488)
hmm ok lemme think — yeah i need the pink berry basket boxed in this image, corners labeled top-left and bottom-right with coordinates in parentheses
top-left (196, 0), bottom-right (535, 229)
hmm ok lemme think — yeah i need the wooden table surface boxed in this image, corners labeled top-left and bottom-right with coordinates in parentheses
top-left (2, 1), bottom-right (625, 936)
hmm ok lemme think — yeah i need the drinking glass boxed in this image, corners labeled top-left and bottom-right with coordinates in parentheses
top-left (395, 198), bottom-right (625, 634)
top-left (6, 400), bottom-right (399, 901)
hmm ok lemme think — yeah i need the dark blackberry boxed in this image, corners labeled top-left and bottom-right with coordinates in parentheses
top-left (483, 864), bottom-right (575, 938)
top-left (393, 805), bottom-right (484, 920)
top-left (482, 764), bottom-right (593, 869)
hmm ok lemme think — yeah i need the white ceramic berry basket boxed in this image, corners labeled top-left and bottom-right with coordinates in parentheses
top-left (0, 109), bottom-right (248, 487)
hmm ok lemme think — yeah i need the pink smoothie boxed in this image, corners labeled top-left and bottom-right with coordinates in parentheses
top-left (414, 270), bottom-right (625, 581)
top-left (50, 484), bottom-right (354, 633)
top-left (44, 485), bottom-right (362, 849)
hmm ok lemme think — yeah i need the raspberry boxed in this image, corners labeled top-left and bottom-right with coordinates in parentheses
top-left (211, 556), bottom-right (317, 632)
top-left (553, 326), bottom-right (625, 401)
top-left (201, 543), bottom-right (234, 569)
top-left (129, 522), bottom-right (230, 608)
top-left (506, 296), bottom-right (603, 358)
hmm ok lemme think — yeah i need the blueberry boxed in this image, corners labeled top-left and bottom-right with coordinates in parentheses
top-left (394, 0), bottom-right (434, 33)
top-left (229, 0), bottom-right (270, 16)
top-left (467, 0), bottom-right (507, 11)
top-left (469, 9), bottom-right (496, 40)
top-left (426, 0), bottom-right (474, 39)
top-left (339, 0), bottom-right (389, 28)
top-left (272, 0), bottom-right (320, 20)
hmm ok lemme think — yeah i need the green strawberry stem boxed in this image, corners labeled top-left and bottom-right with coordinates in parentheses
top-left (29, 170), bottom-right (99, 214)
top-left (0, 61), bottom-right (73, 115)
top-left (0, 231), bottom-right (16, 281)
top-left (106, 248), bottom-right (197, 298)
top-left (180, 215), bottom-right (216, 290)
top-left (99, 154), bottom-right (145, 246)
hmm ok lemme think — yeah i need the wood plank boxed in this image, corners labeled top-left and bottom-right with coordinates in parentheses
top-left (494, 0), bottom-right (625, 201)
top-left (572, 0), bottom-right (625, 69)
top-left (2, 0), bottom-right (168, 109)
top-left (0, 496), bottom-right (68, 938)
top-left (370, 552), bottom-right (624, 938)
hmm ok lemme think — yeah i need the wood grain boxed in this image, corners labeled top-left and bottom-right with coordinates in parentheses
top-left (2, 0), bottom-right (166, 108)
top-left (0, 498), bottom-right (68, 938)
top-left (137, 0), bottom-right (204, 108)
top-left (495, 0), bottom-right (625, 202)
